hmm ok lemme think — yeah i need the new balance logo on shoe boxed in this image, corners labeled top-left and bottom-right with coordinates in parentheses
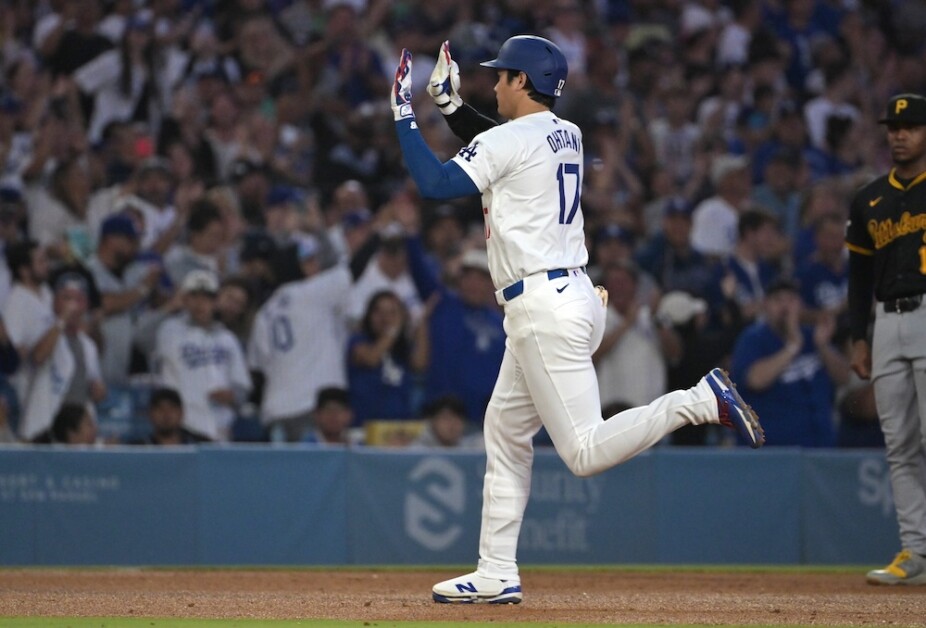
top-left (433, 572), bottom-right (523, 604)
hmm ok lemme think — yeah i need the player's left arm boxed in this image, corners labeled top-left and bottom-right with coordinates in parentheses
top-left (428, 41), bottom-right (497, 143)
top-left (393, 49), bottom-right (480, 200)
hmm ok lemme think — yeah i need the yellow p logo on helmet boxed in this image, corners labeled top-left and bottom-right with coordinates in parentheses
top-left (896, 99), bottom-right (909, 115)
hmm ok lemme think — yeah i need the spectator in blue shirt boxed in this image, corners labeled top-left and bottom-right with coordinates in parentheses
top-left (730, 278), bottom-right (850, 447)
top-left (406, 242), bottom-right (505, 424)
top-left (797, 212), bottom-right (847, 324)
top-left (718, 209), bottom-right (783, 323)
top-left (635, 196), bottom-right (718, 303)
top-left (347, 289), bottom-right (428, 425)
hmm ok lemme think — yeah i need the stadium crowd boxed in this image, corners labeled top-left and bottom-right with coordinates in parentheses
top-left (0, 0), bottom-right (923, 448)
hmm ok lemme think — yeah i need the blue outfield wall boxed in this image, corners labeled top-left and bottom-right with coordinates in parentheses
top-left (0, 445), bottom-right (898, 566)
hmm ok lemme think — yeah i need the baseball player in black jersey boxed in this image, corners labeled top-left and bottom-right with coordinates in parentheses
top-left (847, 93), bottom-right (926, 585)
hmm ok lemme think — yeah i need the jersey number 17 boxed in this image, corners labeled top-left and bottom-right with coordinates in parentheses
top-left (558, 163), bottom-right (580, 225)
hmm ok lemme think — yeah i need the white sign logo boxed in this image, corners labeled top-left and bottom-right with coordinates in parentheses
top-left (405, 458), bottom-right (465, 551)
top-left (858, 457), bottom-right (894, 517)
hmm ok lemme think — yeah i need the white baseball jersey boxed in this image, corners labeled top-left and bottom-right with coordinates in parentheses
top-left (248, 265), bottom-right (352, 424)
top-left (1, 283), bottom-right (54, 406)
top-left (690, 195), bottom-right (738, 257)
top-left (155, 315), bottom-right (252, 441)
top-left (451, 111), bottom-right (589, 289)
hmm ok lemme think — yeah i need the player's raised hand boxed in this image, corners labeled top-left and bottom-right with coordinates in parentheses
top-left (392, 48), bottom-right (415, 122)
top-left (428, 40), bottom-right (462, 115)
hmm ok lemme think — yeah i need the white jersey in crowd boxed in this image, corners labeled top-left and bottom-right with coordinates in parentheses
top-left (451, 111), bottom-right (588, 289)
top-left (346, 255), bottom-right (422, 326)
top-left (690, 195), bottom-right (738, 257)
top-left (248, 265), bottom-right (352, 425)
top-left (1, 283), bottom-right (54, 410)
top-left (19, 330), bottom-right (102, 441)
top-left (155, 314), bottom-right (252, 441)
top-left (596, 305), bottom-right (667, 408)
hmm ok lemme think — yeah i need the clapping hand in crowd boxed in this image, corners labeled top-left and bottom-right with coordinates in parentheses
top-left (783, 292), bottom-right (803, 354)
top-left (812, 311), bottom-right (836, 351)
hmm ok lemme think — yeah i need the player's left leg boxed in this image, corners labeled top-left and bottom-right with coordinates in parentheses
top-left (508, 276), bottom-right (720, 477)
top-left (900, 308), bottom-right (926, 554)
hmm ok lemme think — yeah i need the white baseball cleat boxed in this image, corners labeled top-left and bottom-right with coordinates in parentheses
top-left (432, 572), bottom-right (522, 604)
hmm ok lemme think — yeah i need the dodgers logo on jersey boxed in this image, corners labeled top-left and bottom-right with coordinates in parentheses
top-left (181, 344), bottom-right (231, 369)
top-left (458, 141), bottom-right (479, 162)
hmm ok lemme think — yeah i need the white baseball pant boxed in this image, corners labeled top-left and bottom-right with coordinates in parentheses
top-left (477, 270), bottom-right (720, 578)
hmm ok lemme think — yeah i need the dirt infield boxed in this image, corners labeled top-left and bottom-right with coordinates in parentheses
top-left (1, 569), bottom-right (925, 626)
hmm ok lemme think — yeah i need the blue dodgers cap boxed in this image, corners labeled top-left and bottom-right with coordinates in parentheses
top-left (595, 223), bottom-right (635, 246)
top-left (100, 213), bottom-right (139, 239)
top-left (663, 196), bottom-right (693, 218)
top-left (266, 185), bottom-right (303, 207)
top-left (342, 208), bottom-right (372, 230)
top-left (0, 184), bottom-right (22, 203)
top-left (0, 94), bottom-right (22, 115)
top-left (127, 10), bottom-right (154, 31)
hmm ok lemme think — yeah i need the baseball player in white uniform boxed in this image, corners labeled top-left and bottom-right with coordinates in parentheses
top-left (391, 37), bottom-right (766, 604)
top-left (248, 236), bottom-right (352, 441)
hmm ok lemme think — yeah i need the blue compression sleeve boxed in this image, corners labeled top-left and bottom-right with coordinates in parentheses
top-left (396, 119), bottom-right (480, 199)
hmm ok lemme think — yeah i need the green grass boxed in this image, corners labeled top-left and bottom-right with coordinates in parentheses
top-left (0, 622), bottom-right (815, 628)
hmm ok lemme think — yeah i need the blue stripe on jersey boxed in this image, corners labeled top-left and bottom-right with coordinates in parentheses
top-left (395, 119), bottom-right (480, 199)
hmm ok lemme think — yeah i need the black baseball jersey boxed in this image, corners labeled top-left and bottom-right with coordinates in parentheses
top-left (846, 169), bottom-right (926, 301)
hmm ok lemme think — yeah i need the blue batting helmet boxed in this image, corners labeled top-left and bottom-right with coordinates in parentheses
top-left (480, 35), bottom-right (568, 98)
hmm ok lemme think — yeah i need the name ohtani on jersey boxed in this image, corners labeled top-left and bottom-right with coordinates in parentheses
top-left (546, 128), bottom-right (579, 153)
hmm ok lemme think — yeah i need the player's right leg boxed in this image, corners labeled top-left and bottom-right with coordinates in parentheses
top-left (432, 346), bottom-right (538, 604)
top-left (869, 371), bottom-right (926, 578)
